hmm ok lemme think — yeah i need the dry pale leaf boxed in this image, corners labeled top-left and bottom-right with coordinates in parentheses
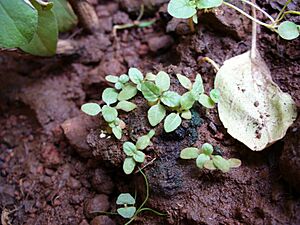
top-left (215, 51), bottom-right (297, 151)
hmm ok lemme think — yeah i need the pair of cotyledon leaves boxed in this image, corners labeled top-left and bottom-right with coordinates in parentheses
top-left (0, 0), bottom-right (77, 56)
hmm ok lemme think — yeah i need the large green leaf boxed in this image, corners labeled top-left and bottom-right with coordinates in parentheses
top-left (161, 91), bottom-right (181, 107)
top-left (51, 0), bottom-right (77, 32)
top-left (148, 104), bottom-right (166, 126)
top-left (141, 82), bottom-right (161, 102)
top-left (117, 206), bottom-right (136, 219)
top-left (197, 0), bottom-right (223, 9)
top-left (277, 21), bottom-right (299, 40)
top-left (20, 1), bottom-right (58, 56)
top-left (116, 193), bottom-right (136, 205)
top-left (0, 0), bottom-right (38, 48)
top-left (81, 103), bottom-right (101, 116)
top-left (180, 147), bottom-right (199, 159)
top-left (123, 157), bottom-right (136, 175)
top-left (164, 113), bottom-right (182, 133)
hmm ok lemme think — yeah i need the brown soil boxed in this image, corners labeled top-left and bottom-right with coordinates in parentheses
top-left (0, 1), bottom-right (299, 225)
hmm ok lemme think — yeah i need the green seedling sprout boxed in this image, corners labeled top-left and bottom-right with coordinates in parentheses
top-left (180, 143), bottom-right (241, 172)
top-left (167, 0), bottom-right (300, 40)
top-left (123, 130), bottom-right (155, 174)
top-left (113, 5), bottom-right (156, 36)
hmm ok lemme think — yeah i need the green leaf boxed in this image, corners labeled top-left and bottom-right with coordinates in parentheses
top-left (20, 1), bottom-right (58, 56)
top-left (180, 91), bottom-right (196, 110)
top-left (197, 0), bottom-right (223, 9)
top-left (123, 142), bottom-right (137, 156)
top-left (119, 74), bottom-right (130, 84)
top-left (147, 130), bottom-right (155, 138)
top-left (228, 158), bottom-right (241, 168)
top-left (180, 147), bottom-right (200, 159)
top-left (51, 0), bottom-right (77, 32)
top-left (129, 68), bottom-right (143, 84)
top-left (176, 74), bottom-right (192, 90)
top-left (204, 160), bottom-right (216, 170)
top-left (102, 88), bottom-right (118, 105)
top-left (112, 126), bottom-right (122, 139)
top-left (117, 206), bottom-right (136, 219)
top-left (210, 89), bottom-right (221, 103)
top-left (116, 101), bottom-right (137, 112)
top-left (116, 193), bottom-right (136, 205)
top-left (181, 110), bottom-right (192, 119)
top-left (167, 0), bottom-right (197, 19)
top-left (278, 21), bottom-right (299, 40)
top-left (136, 133), bottom-right (152, 150)
top-left (145, 72), bottom-right (156, 81)
top-left (115, 82), bottom-right (123, 90)
top-left (81, 103), bottom-right (101, 116)
top-left (133, 150), bottom-right (145, 163)
top-left (102, 105), bottom-right (118, 123)
top-left (105, 75), bottom-right (119, 83)
top-left (155, 71), bottom-right (170, 92)
top-left (161, 91), bottom-right (181, 107)
top-left (164, 113), bottom-right (182, 133)
top-left (141, 82), bottom-right (161, 102)
top-left (198, 94), bottom-right (215, 108)
top-left (148, 104), bottom-right (166, 126)
top-left (201, 143), bottom-right (214, 155)
top-left (196, 154), bottom-right (210, 169)
top-left (212, 155), bottom-right (230, 173)
top-left (0, 0), bottom-right (38, 48)
top-left (118, 84), bottom-right (138, 101)
top-left (191, 74), bottom-right (204, 97)
top-left (123, 157), bottom-right (136, 175)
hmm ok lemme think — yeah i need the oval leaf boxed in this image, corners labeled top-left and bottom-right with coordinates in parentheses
top-left (117, 206), bottom-right (136, 219)
top-left (181, 110), bottom-right (192, 120)
top-left (136, 136), bottom-right (151, 150)
top-left (228, 158), bottom-right (241, 168)
top-left (210, 89), bottom-right (221, 103)
top-left (141, 82), bottom-right (161, 102)
top-left (192, 74), bottom-right (204, 97)
top-left (197, 0), bottom-right (223, 9)
top-left (148, 104), bottom-right (166, 126)
top-left (176, 74), bottom-right (192, 90)
top-left (204, 160), bottom-right (216, 170)
top-left (164, 113), bottom-right (182, 133)
top-left (102, 105), bottom-right (118, 123)
top-left (106, 75), bottom-right (119, 83)
top-left (198, 94), bottom-right (215, 108)
top-left (0, 0), bottom-right (38, 48)
top-left (129, 68), bottom-right (143, 84)
top-left (201, 143), bottom-right (214, 155)
top-left (123, 142), bottom-right (137, 156)
top-left (196, 154), bottom-right (210, 169)
top-left (112, 126), bottom-right (122, 139)
top-left (155, 71), bottom-right (170, 91)
top-left (133, 150), bottom-right (145, 163)
top-left (180, 147), bottom-right (200, 159)
top-left (212, 155), bottom-right (230, 173)
top-left (180, 91), bottom-right (196, 110)
top-left (116, 193), bottom-right (136, 205)
top-left (102, 88), bottom-right (118, 105)
top-left (123, 157), bottom-right (136, 175)
top-left (161, 91), bottom-right (181, 107)
top-left (116, 101), bottom-right (137, 112)
top-left (118, 84), bottom-right (138, 101)
top-left (81, 103), bottom-right (101, 116)
top-left (168, 0), bottom-right (197, 19)
top-left (278, 21), bottom-right (299, 40)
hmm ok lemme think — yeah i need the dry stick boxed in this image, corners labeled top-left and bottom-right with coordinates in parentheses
top-left (68, 0), bottom-right (99, 33)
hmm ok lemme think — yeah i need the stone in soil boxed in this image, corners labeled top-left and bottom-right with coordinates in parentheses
top-left (90, 216), bottom-right (116, 225)
top-left (92, 168), bottom-right (115, 194)
top-left (84, 194), bottom-right (110, 219)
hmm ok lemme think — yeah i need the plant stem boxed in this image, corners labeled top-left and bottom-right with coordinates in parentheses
top-left (275, 0), bottom-right (292, 22)
top-left (251, 0), bottom-right (257, 59)
top-left (239, 0), bottom-right (275, 23)
top-left (223, 1), bottom-right (273, 29)
top-left (278, 10), bottom-right (300, 22)
top-left (138, 208), bottom-right (167, 216)
top-left (201, 57), bottom-right (220, 72)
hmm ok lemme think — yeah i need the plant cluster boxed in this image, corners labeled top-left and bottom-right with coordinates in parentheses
top-left (167, 0), bottom-right (300, 40)
top-left (122, 130), bottom-right (155, 174)
top-left (81, 68), bottom-right (220, 139)
top-left (180, 143), bottom-right (241, 172)
top-left (0, 0), bottom-right (77, 56)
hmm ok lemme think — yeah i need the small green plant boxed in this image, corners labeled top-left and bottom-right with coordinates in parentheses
top-left (97, 169), bottom-right (165, 225)
top-left (123, 130), bottom-right (155, 174)
top-left (180, 143), bottom-right (241, 172)
top-left (0, 0), bottom-right (77, 56)
top-left (167, 0), bottom-right (300, 40)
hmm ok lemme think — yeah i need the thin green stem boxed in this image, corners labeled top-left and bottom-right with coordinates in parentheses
top-left (138, 208), bottom-right (167, 216)
top-left (278, 10), bottom-right (300, 22)
top-left (136, 5), bottom-right (145, 21)
top-left (239, 0), bottom-right (275, 23)
top-left (275, 0), bottom-right (292, 22)
top-left (223, 1), bottom-right (273, 29)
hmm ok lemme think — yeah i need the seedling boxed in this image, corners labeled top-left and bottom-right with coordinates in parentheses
top-left (167, 0), bottom-right (300, 40)
top-left (180, 143), bottom-right (241, 172)
top-left (123, 130), bottom-right (155, 174)
top-left (0, 0), bottom-right (77, 56)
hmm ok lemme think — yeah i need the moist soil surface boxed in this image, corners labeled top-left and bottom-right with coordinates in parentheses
top-left (0, 1), bottom-right (300, 225)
